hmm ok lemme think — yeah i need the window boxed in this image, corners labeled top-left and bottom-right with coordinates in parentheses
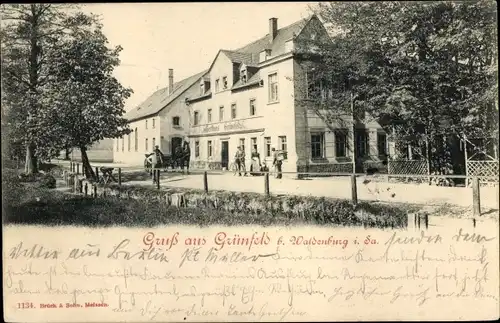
top-left (173, 116), bottom-right (180, 126)
top-left (207, 109), bottom-right (212, 123)
top-left (121, 137), bottom-right (124, 152)
top-left (134, 128), bottom-right (138, 152)
top-left (207, 140), bottom-right (213, 158)
top-left (249, 99), bottom-right (256, 116)
top-left (145, 138), bottom-right (149, 152)
top-left (145, 120), bottom-right (148, 129)
top-left (193, 111), bottom-right (199, 125)
top-left (215, 79), bottom-right (220, 92)
top-left (251, 137), bottom-right (257, 151)
top-left (377, 133), bottom-right (387, 156)
top-left (195, 141), bottom-right (200, 157)
top-left (152, 137), bottom-right (156, 149)
top-left (335, 130), bottom-right (347, 158)
top-left (241, 69), bottom-right (247, 84)
top-left (268, 73), bottom-right (279, 103)
top-left (239, 138), bottom-right (245, 154)
top-left (231, 103), bottom-right (237, 119)
top-left (264, 137), bottom-right (271, 157)
top-left (311, 132), bottom-right (325, 159)
top-left (200, 83), bottom-right (205, 96)
top-left (222, 76), bottom-right (228, 89)
top-left (219, 106), bottom-right (224, 121)
top-left (356, 130), bottom-right (369, 158)
top-left (278, 136), bottom-right (287, 152)
top-left (152, 118), bottom-right (155, 129)
top-left (127, 134), bottom-right (131, 151)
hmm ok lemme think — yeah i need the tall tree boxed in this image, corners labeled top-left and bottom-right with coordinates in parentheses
top-left (306, 1), bottom-right (498, 173)
top-left (1, 4), bottom-right (95, 173)
top-left (43, 22), bottom-right (132, 179)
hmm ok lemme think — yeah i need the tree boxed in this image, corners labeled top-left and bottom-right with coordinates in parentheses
top-left (305, 1), bottom-right (498, 173)
top-left (43, 22), bottom-right (132, 179)
top-left (1, 4), bottom-right (95, 173)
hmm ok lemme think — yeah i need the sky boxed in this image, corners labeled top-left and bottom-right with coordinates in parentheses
top-left (80, 2), bottom-right (316, 112)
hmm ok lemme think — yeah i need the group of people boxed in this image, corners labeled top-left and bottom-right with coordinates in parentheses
top-left (233, 146), bottom-right (283, 179)
top-left (148, 140), bottom-right (191, 173)
top-left (148, 141), bottom-right (284, 179)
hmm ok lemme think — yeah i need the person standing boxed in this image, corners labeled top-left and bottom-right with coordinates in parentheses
top-left (183, 141), bottom-right (191, 174)
top-left (250, 148), bottom-right (262, 176)
top-left (174, 145), bottom-right (183, 170)
top-left (272, 148), bottom-right (282, 179)
top-left (235, 146), bottom-right (247, 176)
top-left (150, 146), bottom-right (163, 183)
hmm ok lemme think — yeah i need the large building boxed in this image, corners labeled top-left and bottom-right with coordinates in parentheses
top-left (185, 15), bottom-right (387, 175)
top-left (114, 69), bottom-right (206, 165)
top-left (115, 15), bottom-right (389, 175)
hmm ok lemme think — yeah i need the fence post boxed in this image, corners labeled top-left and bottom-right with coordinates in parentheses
top-left (351, 174), bottom-right (358, 206)
top-left (203, 171), bottom-right (208, 193)
top-left (95, 167), bottom-right (99, 182)
top-left (156, 169), bottom-right (160, 190)
top-left (472, 177), bottom-right (481, 217)
top-left (421, 213), bottom-right (429, 230)
top-left (264, 172), bottom-right (270, 196)
top-left (118, 168), bottom-right (122, 186)
top-left (407, 213), bottom-right (416, 230)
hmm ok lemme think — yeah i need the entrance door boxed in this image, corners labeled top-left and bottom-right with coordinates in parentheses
top-left (171, 137), bottom-right (183, 155)
top-left (221, 141), bottom-right (229, 168)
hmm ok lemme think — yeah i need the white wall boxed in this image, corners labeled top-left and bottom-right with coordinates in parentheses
top-left (188, 54), bottom-right (297, 172)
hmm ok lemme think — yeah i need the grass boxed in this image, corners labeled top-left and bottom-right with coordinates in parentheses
top-left (3, 164), bottom-right (412, 228)
top-left (3, 188), bottom-right (315, 227)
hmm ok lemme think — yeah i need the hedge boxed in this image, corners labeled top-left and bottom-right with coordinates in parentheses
top-left (86, 182), bottom-right (409, 228)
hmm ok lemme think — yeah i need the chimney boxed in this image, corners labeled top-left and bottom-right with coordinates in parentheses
top-left (168, 69), bottom-right (174, 95)
top-left (269, 18), bottom-right (278, 42)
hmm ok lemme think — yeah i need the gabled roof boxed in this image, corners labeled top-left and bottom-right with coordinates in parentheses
top-left (231, 71), bottom-right (261, 90)
top-left (128, 15), bottom-right (318, 120)
top-left (220, 50), bottom-right (255, 65)
top-left (125, 70), bottom-right (207, 122)
top-left (205, 15), bottom-right (314, 74)
top-left (236, 16), bottom-right (312, 57)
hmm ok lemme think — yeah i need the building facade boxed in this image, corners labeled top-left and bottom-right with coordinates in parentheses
top-left (114, 69), bottom-right (206, 165)
top-left (185, 15), bottom-right (388, 175)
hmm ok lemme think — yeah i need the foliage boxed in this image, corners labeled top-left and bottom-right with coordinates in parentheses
top-left (42, 22), bottom-right (132, 179)
top-left (38, 174), bottom-right (56, 189)
top-left (1, 4), bottom-right (131, 177)
top-left (1, 4), bottom-right (97, 172)
top-left (88, 184), bottom-right (409, 228)
top-left (302, 1), bottom-right (498, 170)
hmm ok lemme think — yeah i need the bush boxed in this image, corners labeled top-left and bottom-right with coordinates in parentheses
top-left (96, 184), bottom-right (409, 228)
top-left (38, 174), bottom-right (56, 189)
top-left (18, 172), bottom-right (43, 183)
top-left (3, 177), bottom-right (410, 228)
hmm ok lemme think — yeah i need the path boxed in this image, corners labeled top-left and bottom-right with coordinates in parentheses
top-left (54, 159), bottom-right (499, 210)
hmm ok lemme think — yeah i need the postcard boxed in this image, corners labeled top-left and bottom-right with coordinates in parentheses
top-left (2, 2), bottom-right (499, 322)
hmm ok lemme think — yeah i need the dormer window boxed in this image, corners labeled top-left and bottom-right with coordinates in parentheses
top-left (222, 76), bottom-right (228, 90)
top-left (259, 49), bottom-right (271, 62)
top-left (241, 69), bottom-right (247, 84)
top-left (200, 82), bottom-right (205, 96)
